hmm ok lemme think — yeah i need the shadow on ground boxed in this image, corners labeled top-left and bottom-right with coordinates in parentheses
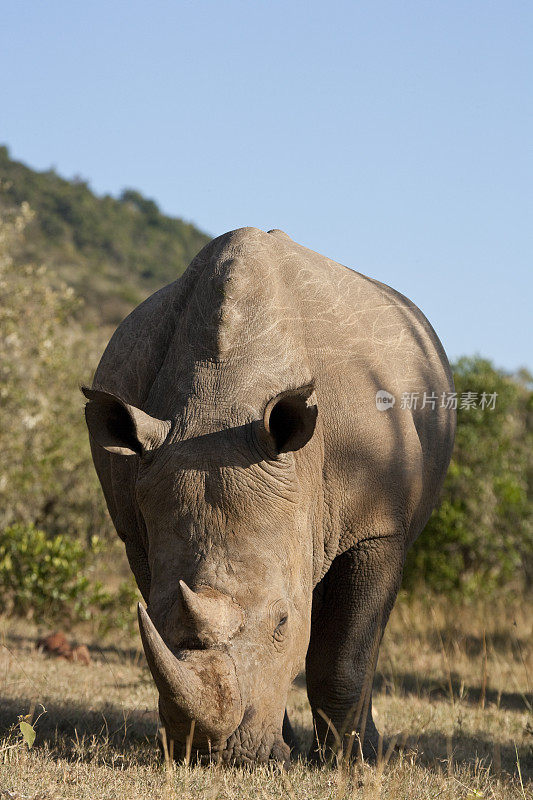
top-left (405, 729), bottom-right (532, 783)
top-left (292, 671), bottom-right (532, 712)
top-left (373, 671), bottom-right (532, 712)
top-left (0, 696), bottom-right (158, 766)
top-left (1, 694), bottom-right (531, 781)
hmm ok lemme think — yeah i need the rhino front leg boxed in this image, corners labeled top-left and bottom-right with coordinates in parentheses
top-left (305, 535), bottom-right (405, 763)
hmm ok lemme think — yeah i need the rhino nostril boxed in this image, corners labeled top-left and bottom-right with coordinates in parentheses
top-left (178, 635), bottom-right (209, 651)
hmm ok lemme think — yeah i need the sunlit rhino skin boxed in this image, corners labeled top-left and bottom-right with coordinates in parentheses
top-left (83, 227), bottom-right (455, 765)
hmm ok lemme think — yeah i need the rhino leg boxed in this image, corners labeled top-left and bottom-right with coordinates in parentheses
top-left (282, 710), bottom-right (300, 755)
top-left (305, 535), bottom-right (404, 763)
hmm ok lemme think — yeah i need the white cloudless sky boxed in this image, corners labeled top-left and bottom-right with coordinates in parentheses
top-left (2, 0), bottom-right (531, 370)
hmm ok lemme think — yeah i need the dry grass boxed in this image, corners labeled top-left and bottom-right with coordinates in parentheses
top-left (1, 595), bottom-right (531, 799)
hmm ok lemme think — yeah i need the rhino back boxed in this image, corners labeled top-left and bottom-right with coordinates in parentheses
top-left (92, 227), bottom-right (455, 570)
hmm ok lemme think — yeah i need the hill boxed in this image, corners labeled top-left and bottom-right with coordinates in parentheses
top-left (0, 146), bottom-right (211, 323)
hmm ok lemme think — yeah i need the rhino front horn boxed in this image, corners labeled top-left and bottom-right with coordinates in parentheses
top-left (137, 603), bottom-right (243, 744)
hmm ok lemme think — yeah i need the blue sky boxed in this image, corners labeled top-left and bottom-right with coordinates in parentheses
top-left (2, 1), bottom-right (531, 370)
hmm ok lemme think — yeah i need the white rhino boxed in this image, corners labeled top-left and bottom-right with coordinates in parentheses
top-left (83, 227), bottom-right (455, 764)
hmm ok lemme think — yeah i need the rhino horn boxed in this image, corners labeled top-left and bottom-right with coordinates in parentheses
top-left (137, 603), bottom-right (243, 742)
top-left (179, 580), bottom-right (244, 645)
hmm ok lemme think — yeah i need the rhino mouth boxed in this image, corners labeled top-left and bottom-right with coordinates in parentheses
top-left (138, 603), bottom-right (244, 746)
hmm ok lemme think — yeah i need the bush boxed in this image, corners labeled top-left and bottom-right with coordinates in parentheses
top-left (0, 523), bottom-right (138, 631)
top-left (403, 357), bottom-right (533, 597)
top-left (0, 523), bottom-right (90, 620)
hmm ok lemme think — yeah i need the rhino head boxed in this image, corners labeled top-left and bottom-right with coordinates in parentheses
top-left (83, 384), bottom-right (320, 764)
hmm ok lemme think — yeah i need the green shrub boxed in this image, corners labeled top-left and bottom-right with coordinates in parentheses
top-left (403, 358), bottom-right (533, 597)
top-left (88, 580), bottom-right (140, 637)
top-left (0, 523), bottom-right (138, 631)
top-left (0, 523), bottom-right (90, 621)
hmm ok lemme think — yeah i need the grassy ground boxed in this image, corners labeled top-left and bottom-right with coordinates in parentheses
top-left (1, 596), bottom-right (531, 799)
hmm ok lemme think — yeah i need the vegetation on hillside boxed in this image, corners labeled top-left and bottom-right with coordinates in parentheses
top-left (0, 202), bottom-right (111, 543)
top-left (0, 145), bottom-right (210, 324)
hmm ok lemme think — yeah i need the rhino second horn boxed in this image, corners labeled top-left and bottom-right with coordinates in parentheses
top-left (179, 580), bottom-right (244, 645)
top-left (137, 603), bottom-right (243, 741)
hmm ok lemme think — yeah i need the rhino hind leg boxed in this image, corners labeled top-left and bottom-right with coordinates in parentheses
top-left (305, 535), bottom-right (405, 763)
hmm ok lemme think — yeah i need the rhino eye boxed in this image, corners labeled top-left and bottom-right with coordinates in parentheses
top-left (273, 612), bottom-right (289, 642)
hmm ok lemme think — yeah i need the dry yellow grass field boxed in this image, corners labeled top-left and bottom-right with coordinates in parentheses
top-left (1, 596), bottom-right (531, 799)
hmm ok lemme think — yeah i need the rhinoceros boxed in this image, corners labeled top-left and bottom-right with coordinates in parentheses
top-left (83, 227), bottom-right (455, 765)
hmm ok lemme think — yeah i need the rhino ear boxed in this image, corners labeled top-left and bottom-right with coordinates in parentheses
top-left (262, 384), bottom-right (318, 454)
top-left (82, 387), bottom-right (171, 456)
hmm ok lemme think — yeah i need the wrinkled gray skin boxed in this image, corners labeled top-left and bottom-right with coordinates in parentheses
top-left (84, 228), bottom-right (455, 766)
